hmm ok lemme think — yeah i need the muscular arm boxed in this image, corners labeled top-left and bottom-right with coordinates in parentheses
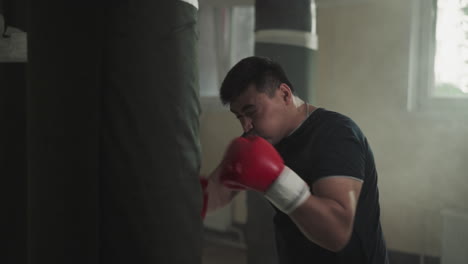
top-left (289, 176), bottom-right (362, 252)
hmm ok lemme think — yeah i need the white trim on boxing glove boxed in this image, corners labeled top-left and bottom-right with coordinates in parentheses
top-left (264, 166), bottom-right (311, 214)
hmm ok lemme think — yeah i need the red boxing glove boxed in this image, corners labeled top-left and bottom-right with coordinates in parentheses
top-left (220, 136), bottom-right (284, 192)
top-left (219, 136), bottom-right (311, 214)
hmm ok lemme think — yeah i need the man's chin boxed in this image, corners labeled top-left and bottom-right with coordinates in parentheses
top-left (242, 132), bottom-right (275, 144)
top-left (263, 137), bottom-right (276, 145)
top-left (242, 131), bottom-right (260, 138)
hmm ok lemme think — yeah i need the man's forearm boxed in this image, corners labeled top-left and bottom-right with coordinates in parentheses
top-left (203, 164), bottom-right (240, 213)
top-left (206, 176), bottom-right (239, 212)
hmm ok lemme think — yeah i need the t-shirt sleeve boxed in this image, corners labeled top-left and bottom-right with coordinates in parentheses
top-left (311, 121), bottom-right (366, 183)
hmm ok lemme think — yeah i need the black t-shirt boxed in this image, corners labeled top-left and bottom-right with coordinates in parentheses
top-left (273, 108), bottom-right (388, 264)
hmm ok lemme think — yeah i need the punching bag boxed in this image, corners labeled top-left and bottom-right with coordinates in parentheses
top-left (255, 0), bottom-right (318, 102)
top-left (100, 1), bottom-right (203, 263)
top-left (27, 1), bottom-right (202, 264)
top-left (27, 2), bottom-right (100, 263)
top-left (245, 1), bottom-right (318, 264)
top-left (1, 2), bottom-right (28, 263)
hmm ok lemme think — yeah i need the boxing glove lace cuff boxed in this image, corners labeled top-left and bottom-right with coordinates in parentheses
top-left (264, 166), bottom-right (311, 214)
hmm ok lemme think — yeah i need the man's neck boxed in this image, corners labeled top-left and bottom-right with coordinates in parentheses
top-left (284, 98), bottom-right (309, 136)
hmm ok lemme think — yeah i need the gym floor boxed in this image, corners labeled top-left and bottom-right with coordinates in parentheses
top-left (202, 239), bottom-right (441, 264)
top-left (203, 242), bottom-right (246, 264)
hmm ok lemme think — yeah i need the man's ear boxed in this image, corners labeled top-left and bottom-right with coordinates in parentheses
top-left (278, 83), bottom-right (293, 104)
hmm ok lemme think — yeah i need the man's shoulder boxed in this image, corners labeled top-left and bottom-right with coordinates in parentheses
top-left (312, 108), bottom-right (360, 133)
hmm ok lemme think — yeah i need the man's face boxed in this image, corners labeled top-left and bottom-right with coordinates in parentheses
top-left (230, 84), bottom-right (287, 145)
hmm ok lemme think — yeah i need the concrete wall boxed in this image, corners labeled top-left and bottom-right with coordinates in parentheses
top-left (199, 0), bottom-right (468, 257)
top-left (317, 0), bottom-right (468, 257)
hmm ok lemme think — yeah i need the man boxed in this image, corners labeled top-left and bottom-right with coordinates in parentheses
top-left (201, 56), bottom-right (388, 264)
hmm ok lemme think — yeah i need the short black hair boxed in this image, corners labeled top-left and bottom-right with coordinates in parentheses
top-left (219, 56), bottom-right (294, 105)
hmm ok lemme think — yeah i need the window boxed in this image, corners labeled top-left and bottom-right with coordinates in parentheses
top-left (197, 6), bottom-right (254, 111)
top-left (408, 0), bottom-right (468, 115)
top-left (434, 0), bottom-right (468, 97)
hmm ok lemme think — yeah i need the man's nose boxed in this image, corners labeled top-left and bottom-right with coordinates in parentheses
top-left (241, 118), bottom-right (253, 133)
